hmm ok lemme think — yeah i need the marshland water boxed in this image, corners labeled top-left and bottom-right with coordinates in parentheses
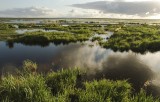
top-left (1, 40), bottom-right (160, 95)
top-left (1, 18), bottom-right (160, 96)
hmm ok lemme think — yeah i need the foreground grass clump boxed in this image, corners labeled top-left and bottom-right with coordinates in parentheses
top-left (23, 59), bottom-right (37, 73)
top-left (77, 80), bottom-right (131, 102)
top-left (0, 74), bottom-right (53, 102)
top-left (46, 69), bottom-right (80, 95)
top-left (0, 60), bottom-right (53, 102)
top-left (0, 60), bottom-right (159, 102)
top-left (131, 90), bottom-right (160, 102)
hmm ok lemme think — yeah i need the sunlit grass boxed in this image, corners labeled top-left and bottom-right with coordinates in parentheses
top-left (102, 24), bottom-right (160, 53)
top-left (0, 60), bottom-right (159, 102)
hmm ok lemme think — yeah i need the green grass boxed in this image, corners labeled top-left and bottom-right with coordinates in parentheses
top-left (102, 24), bottom-right (160, 53)
top-left (0, 23), bottom-right (16, 30)
top-left (105, 24), bottom-right (123, 31)
top-left (0, 29), bottom-right (16, 34)
top-left (2, 22), bottom-right (160, 52)
top-left (77, 80), bottom-right (132, 102)
top-left (16, 23), bottom-right (104, 34)
top-left (131, 90), bottom-right (160, 102)
top-left (0, 34), bottom-right (20, 41)
top-left (92, 36), bottom-right (103, 42)
top-left (0, 74), bottom-right (53, 102)
top-left (0, 60), bottom-right (159, 102)
top-left (0, 23), bottom-right (18, 41)
top-left (7, 31), bottom-right (92, 46)
top-left (0, 23), bottom-right (96, 45)
top-left (46, 69), bottom-right (80, 95)
top-left (0, 27), bottom-right (93, 45)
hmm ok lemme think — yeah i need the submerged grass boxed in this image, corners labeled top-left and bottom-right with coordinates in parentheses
top-left (0, 60), bottom-right (159, 102)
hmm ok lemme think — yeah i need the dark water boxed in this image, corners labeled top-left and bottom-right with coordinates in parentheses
top-left (0, 41), bottom-right (160, 96)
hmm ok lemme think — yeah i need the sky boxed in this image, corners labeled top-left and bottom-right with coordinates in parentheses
top-left (0, 0), bottom-right (160, 19)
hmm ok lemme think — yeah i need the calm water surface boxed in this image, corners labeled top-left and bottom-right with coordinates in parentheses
top-left (1, 41), bottom-right (160, 95)
top-left (0, 41), bottom-right (160, 74)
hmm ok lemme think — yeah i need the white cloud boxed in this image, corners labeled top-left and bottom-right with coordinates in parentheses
top-left (71, 1), bottom-right (160, 17)
top-left (68, 9), bottom-right (105, 18)
top-left (94, 0), bottom-right (151, 1)
top-left (0, 6), bottom-right (107, 18)
top-left (0, 6), bottom-right (123, 18)
top-left (0, 4), bottom-right (160, 19)
top-left (0, 7), bottom-right (62, 18)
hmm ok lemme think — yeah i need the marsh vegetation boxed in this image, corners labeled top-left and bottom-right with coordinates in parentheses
top-left (102, 24), bottom-right (160, 53)
top-left (1, 18), bottom-right (160, 101)
top-left (0, 60), bottom-right (159, 102)
top-left (2, 22), bottom-right (160, 53)
top-left (0, 23), bottom-right (103, 45)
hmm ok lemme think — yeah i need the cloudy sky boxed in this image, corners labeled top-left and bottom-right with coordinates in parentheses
top-left (0, 0), bottom-right (160, 19)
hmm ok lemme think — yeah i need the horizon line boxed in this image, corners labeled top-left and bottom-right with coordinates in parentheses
top-left (0, 17), bottom-right (160, 20)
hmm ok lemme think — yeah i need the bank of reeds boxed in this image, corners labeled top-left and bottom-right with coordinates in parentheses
top-left (0, 60), bottom-right (159, 102)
